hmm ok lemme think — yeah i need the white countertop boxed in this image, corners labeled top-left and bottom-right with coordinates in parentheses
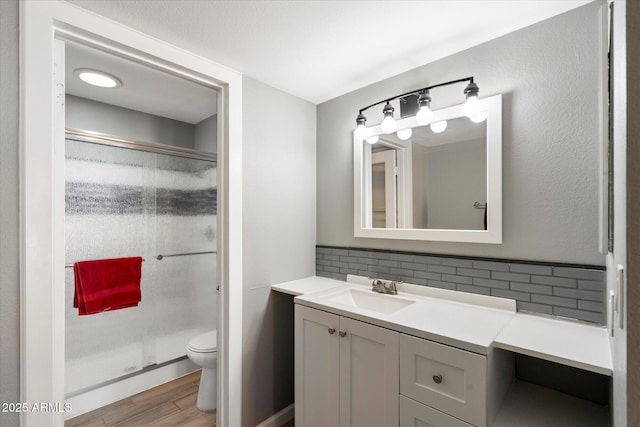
top-left (493, 312), bottom-right (612, 375)
top-left (271, 276), bottom-right (344, 296)
top-left (272, 276), bottom-right (613, 375)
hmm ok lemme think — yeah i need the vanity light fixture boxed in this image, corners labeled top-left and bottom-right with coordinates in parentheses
top-left (74, 68), bottom-right (122, 88)
top-left (354, 76), bottom-right (481, 137)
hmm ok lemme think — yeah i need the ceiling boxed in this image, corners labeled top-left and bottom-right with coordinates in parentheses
top-left (65, 0), bottom-right (592, 110)
top-left (66, 41), bottom-right (218, 124)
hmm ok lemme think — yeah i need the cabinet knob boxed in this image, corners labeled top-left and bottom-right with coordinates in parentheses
top-left (328, 328), bottom-right (336, 335)
top-left (432, 374), bottom-right (443, 384)
top-left (339, 331), bottom-right (347, 338)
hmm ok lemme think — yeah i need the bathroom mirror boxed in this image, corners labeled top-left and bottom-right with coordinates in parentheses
top-left (353, 94), bottom-right (502, 243)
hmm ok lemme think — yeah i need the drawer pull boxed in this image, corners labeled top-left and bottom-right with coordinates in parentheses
top-left (339, 331), bottom-right (347, 338)
top-left (328, 328), bottom-right (336, 335)
top-left (432, 374), bottom-right (443, 384)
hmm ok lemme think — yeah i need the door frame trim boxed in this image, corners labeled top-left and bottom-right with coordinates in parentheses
top-left (19, 2), bottom-right (243, 425)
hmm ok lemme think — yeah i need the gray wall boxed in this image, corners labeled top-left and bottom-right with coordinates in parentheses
top-left (241, 76), bottom-right (316, 427)
top-left (317, 2), bottom-right (605, 266)
top-left (424, 139), bottom-right (486, 230)
top-left (66, 95), bottom-right (196, 149)
top-left (195, 114), bottom-right (217, 153)
top-left (0, 0), bottom-right (20, 426)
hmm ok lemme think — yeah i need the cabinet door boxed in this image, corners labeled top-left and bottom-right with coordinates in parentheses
top-left (400, 396), bottom-right (474, 427)
top-left (339, 316), bottom-right (399, 427)
top-left (295, 305), bottom-right (340, 427)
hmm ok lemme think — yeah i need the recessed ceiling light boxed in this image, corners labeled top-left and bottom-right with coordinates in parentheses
top-left (74, 68), bottom-right (122, 88)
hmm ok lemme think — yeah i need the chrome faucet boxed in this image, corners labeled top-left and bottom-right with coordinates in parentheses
top-left (371, 278), bottom-right (398, 295)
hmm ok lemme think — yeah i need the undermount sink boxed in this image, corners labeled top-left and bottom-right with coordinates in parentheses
top-left (324, 288), bottom-right (415, 315)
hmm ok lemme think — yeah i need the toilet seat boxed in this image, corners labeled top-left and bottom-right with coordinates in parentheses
top-left (188, 330), bottom-right (217, 353)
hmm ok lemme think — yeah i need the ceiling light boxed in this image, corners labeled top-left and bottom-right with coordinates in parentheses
top-left (430, 120), bottom-right (447, 133)
top-left (74, 68), bottom-right (122, 88)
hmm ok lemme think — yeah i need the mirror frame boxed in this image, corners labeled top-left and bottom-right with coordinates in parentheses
top-left (354, 94), bottom-right (502, 243)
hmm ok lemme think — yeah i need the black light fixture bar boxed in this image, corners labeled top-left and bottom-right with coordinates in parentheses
top-left (357, 76), bottom-right (474, 114)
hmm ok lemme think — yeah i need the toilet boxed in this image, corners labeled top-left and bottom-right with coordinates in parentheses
top-left (186, 330), bottom-right (217, 412)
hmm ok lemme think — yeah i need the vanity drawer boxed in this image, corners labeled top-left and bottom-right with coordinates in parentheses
top-left (400, 395), bottom-right (474, 427)
top-left (399, 334), bottom-right (486, 427)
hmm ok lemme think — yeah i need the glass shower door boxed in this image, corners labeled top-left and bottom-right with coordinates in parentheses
top-left (149, 154), bottom-right (217, 363)
top-left (64, 139), bottom-right (217, 395)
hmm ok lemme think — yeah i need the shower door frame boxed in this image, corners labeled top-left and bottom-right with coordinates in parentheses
top-left (20, 2), bottom-right (243, 426)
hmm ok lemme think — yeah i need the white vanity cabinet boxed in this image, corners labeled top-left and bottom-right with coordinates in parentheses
top-left (282, 277), bottom-right (612, 427)
top-left (295, 304), bottom-right (512, 427)
top-left (295, 305), bottom-right (399, 427)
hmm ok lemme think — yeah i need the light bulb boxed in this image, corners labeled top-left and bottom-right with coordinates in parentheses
top-left (354, 123), bottom-right (367, 140)
top-left (463, 95), bottom-right (481, 118)
top-left (381, 116), bottom-right (396, 134)
top-left (354, 112), bottom-right (368, 139)
top-left (430, 120), bottom-right (447, 133)
top-left (416, 105), bottom-right (433, 125)
top-left (416, 91), bottom-right (433, 125)
top-left (366, 135), bottom-right (379, 144)
top-left (396, 128), bottom-right (412, 140)
top-left (381, 102), bottom-right (396, 134)
top-left (470, 111), bottom-right (488, 123)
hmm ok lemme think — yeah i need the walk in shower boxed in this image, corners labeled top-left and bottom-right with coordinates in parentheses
top-left (64, 131), bottom-right (217, 396)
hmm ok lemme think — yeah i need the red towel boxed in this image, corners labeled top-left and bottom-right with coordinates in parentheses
top-left (73, 257), bottom-right (142, 315)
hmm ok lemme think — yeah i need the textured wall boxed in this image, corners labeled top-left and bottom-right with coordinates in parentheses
top-left (241, 77), bottom-right (316, 427)
top-left (317, 2), bottom-right (605, 266)
top-left (0, 0), bottom-right (20, 425)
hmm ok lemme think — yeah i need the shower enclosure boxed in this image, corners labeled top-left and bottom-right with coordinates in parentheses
top-left (64, 133), bottom-right (217, 395)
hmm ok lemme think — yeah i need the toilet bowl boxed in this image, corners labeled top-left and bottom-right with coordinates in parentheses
top-left (187, 330), bottom-right (217, 412)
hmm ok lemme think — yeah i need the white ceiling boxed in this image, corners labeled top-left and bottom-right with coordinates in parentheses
top-left (66, 41), bottom-right (218, 124)
top-left (66, 0), bottom-right (592, 107)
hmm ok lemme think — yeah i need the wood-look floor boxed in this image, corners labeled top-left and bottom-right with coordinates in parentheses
top-left (65, 370), bottom-right (216, 427)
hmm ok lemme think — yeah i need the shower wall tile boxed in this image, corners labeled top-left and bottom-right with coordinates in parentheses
top-left (316, 245), bottom-right (606, 325)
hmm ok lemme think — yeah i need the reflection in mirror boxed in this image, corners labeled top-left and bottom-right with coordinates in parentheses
top-left (371, 116), bottom-right (487, 230)
top-left (354, 94), bottom-right (502, 243)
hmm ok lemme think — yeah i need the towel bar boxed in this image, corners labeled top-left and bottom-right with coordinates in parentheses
top-left (65, 258), bottom-right (145, 268)
top-left (156, 251), bottom-right (216, 260)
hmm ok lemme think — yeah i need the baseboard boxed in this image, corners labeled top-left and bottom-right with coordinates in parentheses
top-left (255, 403), bottom-right (295, 427)
top-left (64, 358), bottom-right (198, 419)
